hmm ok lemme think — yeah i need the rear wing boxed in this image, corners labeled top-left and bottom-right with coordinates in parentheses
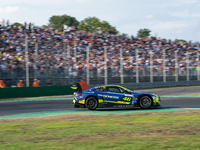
top-left (70, 83), bottom-right (82, 92)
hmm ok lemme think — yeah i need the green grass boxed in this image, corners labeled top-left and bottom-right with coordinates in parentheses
top-left (1, 110), bottom-right (200, 150)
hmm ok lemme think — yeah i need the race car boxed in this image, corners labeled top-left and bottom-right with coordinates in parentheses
top-left (71, 84), bottom-right (161, 110)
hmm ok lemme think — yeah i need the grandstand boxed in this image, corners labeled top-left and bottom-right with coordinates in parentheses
top-left (0, 23), bottom-right (200, 87)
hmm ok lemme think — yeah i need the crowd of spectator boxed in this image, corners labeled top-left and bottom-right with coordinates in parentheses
top-left (0, 21), bottom-right (200, 84)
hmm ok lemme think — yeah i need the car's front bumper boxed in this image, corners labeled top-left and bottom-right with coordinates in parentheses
top-left (152, 95), bottom-right (161, 106)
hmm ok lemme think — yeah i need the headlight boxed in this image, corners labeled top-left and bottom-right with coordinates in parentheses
top-left (152, 94), bottom-right (158, 100)
top-left (73, 99), bottom-right (76, 104)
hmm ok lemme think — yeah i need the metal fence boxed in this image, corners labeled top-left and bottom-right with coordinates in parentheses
top-left (0, 37), bottom-right (200, 87)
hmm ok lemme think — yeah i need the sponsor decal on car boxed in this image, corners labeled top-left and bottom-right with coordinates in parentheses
top-left (97, 94), bottom-right (119, 99)
top-left (125, 94), bottom-right (133, 97)
top-left (122, 97), bottom-right (132, 101)
top-left (84, 92), bottom-right (94, 94)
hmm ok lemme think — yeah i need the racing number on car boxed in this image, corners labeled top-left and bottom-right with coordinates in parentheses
top-left (122, 97), bottom-right (132, 101)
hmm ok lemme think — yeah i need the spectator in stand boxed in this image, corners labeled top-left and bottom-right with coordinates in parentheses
top-left (17, 80), bottom-right (24, 87)
top-left (46, 79), bottom-right (53, 86)
top-left (32, 79), bottom-right (40, 87)
top-left (0, 80), bottom-right (6, 88)
top-left (0, 20), bottom-right (200, 87)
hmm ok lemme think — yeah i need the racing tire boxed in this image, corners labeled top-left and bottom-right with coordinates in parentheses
top-left (139, 96), bottom-right (152, 109)
top-left (85, 97), bottom-right (98, 110)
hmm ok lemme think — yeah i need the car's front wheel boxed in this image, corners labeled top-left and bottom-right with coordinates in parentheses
top-left (85, 97), bottom-right (98, 110)
top-left (139, 96), bottom-right (152, 109)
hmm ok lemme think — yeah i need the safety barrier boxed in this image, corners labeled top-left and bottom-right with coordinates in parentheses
top-left (0, 85), bottom-right (74, 99)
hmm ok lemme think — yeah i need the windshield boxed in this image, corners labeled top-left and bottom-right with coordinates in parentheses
top-left (122, 87), bottom-right (133, 92)
top-left (93, 85), bottom-right (133, 93)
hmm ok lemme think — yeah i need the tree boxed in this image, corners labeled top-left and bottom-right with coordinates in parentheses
top-left (175, 39), bottom-right (187, 43)
top-left (79, 17), bottom-right (118, 34)
top-left (101, 21), bottom-right (118, 34)
top-left (48, 15), bottom-right (79, 29)
top-left (137, 28), bottom-right (151, 38)
top-left (42, 25), bottom-right (48, 28)
top-left (12, 22), bottom-right (23, 27)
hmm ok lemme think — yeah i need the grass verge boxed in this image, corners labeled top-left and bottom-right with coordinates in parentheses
top-left (0, 110), bottom-right (200, 150)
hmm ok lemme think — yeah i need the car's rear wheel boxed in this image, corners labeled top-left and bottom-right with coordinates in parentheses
top-left (85, 97), bottom-right (98, 110)
top-left (139, 96), bottom-right (152, 109)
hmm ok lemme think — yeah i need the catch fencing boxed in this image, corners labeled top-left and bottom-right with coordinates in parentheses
top-left (0, 38), bottom-right (200, 87)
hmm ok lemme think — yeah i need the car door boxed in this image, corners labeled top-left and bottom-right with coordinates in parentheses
top-left (95, 87), bottom-right (110, 102)
top-left (118, 87), bottom-right (134, 105)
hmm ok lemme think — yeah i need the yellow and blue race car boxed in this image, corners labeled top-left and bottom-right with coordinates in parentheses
top-left (71, 84), bottom-right (161, 110)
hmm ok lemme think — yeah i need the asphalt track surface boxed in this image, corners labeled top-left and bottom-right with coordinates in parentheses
top-left (0, 86), bottom-right (200, 117)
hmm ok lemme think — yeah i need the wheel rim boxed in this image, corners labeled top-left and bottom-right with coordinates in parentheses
top-left (141, 97), bottom-right (151, 108)
top-left (87, 99), bottom-right (96, 109)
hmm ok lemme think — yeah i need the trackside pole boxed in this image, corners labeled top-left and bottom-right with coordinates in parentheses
top-left (150, 50), bottom-right (153, 83)
top-left (187, 51), bottom-right (189, 81)
top-left (120, 48), bottom-right (124, 84)
top-left (74, 41), bottom-right (77, 69)
top-left (104, 47), bottom-right (108, 85)
top-left (136, 49), bottom-right (139, 83)
top-left (86, 46), bottom-right (90, 85)
top-left (163, 49), bottom-right (166, 82)
top-left (51, 35), bottom-right (55, 85)
top-left (25, 37), bottom-right (29, 87)
top-left (67, 45), bottom-right (70, 84)
top-left (175, 51), bottom-right (178, 82)
top-left (35, 42), bottom-right (38, 79)
top-left (63, 38), bottom-right (67, 84)
top-left (197, 52), bottom-right (200, 81)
